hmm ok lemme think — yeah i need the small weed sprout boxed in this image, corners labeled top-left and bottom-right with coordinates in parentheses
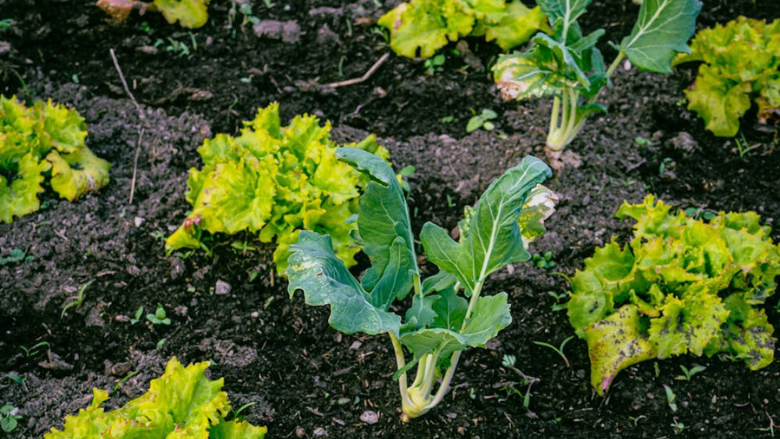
top-left (424, 54), bottom-right (446, 74)
top-left (532, 251), bottom-right (556, 269)
top-left (130, 306), bottom-right (144, 324)
top-left (61, 281), bottom-right (94, 318)
top-left (0, 405), bottom-right (22, 433)
top-left (500, 354), bottom-right (539, 409)
top-left (533, 336), bottom-right (574, 367)
top-left (547, 290), bottom-right (570, 312)
top-left (663, 384), bottom-right (678, 412)
top-left (676, 364), bottom-right (706, 381)
top-left (147, 303), bottom-right (171, 325)
top-left (466, 109), bottom-right (498, 133)
top-left (671, 419), bottom-right (685, 434)
top-left (19, 341), bottom-right (49, 358)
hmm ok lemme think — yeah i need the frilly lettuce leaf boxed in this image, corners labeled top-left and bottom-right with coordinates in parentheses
top-left (378, 0), bottom-right (546, 58)
top-left (569, 195), bottom-right (780, 394)
top-left (675, 17), bottom-right (780, 137)
top-left (47, 147), bottom-right (111, 202)
top-left (583, 305), bottom-right (655, 395)
top-left (685, 65), bottom-right (752, 137)
top-left (0, 95), bottom-right (110, 223)
top-left (166, 103), bottom-right (394, 274)
top-left (154, 0), bottom-right (210, 29)
top-left (45, 357), bottom-right (267, 439)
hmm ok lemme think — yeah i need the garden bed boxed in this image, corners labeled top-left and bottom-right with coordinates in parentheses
top-left (1, 0), bottom-right (779, 438)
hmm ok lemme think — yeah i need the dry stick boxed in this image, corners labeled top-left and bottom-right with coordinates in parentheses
top-left (110, 48), bottom-right (147, 204)
top-left (326, 53), bottom-right (390, 88)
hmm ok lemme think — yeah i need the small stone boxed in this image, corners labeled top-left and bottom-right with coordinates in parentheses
top-left (136, 45), bottom-right (158, 55)
top-left (295, 426), bottom-right (305, 438)
top-left (114, 315), bottom-right (131, 323)
top-left (251, 311), bottom-right (260, 318)
top-left (349, 341), bottom-right (362, 350)
top-left (215, 280), bottom-right (231, 295)
top-left (360, 410), bottom-right (379, 424)
top-left (313, 427), bottom-right (328, 437)
top-left (134, 217), bottom-right (144, 227)
top-left (316, 24), bottom-right (341, 46)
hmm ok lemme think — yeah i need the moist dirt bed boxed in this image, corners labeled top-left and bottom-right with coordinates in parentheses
top-left (1, 0), bottom-right (779, 438)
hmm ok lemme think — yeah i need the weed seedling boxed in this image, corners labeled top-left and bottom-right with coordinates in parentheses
top-left (398, 166), bottom-right (416, 193)
top-left (532, 251), bottom-right (556, 269)
top-left (233, 402), bottom-right (256, 422)
top-left (19, 341), bottom-right (49, 358)
top-left (735, 133), bottom-right (761, 158)
top-left (466, 109), bottom-right (498, 133)
top-left (113, 370), bottom-right (140, 392)
top-left (130, 306), bottom-right (144, 325)
top-left (664, 384), bottom-right (678, 412)
top-left (547, 290), bottom-right (570, 312)
top-left (0, 249), bottom-right (33, 265)
top-left (61, 281), bottom-right (93, 318)
top-left (0, 19), bottom-right (13, 32)
top-left (147, 303), bottom-right (171, 325)
top-left (0, 406), bottom-right (22, 433)
top-left (676, 364), bottom-right (706, 381)
top-left (533, 336), bottom-right (574, 367)
top-left (424, 54), bottom-right (446, 74)
top-left (671, 419), bottom-right (685, 434)
top-left (501, 354), bottom-right (539, 409)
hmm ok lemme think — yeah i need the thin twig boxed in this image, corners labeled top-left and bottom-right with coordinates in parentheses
top-left (110, 48), bottom-right (148, 204)
top-left (128, 128), bottom-right (145, 205)
top-left (326, 53), bottom-right (390, 88)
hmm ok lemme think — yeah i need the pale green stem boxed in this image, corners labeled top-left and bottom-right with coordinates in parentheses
top-left (389, 332), bottom-right (413, 408)
top-left (606, 50), bottom-right (627, 79)
top-left (549, 95), bottom-right (561, 139)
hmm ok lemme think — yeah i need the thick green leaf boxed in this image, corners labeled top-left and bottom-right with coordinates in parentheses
top-left (431, 286), bottom-right (468, 331)
top-left (405, 294), bottom-right (440, 330)
top-left (286, 231), bottom-right (401, 336)
top-left (337, 147), bottom-right (418, 305)
top-left (421, 156), bottom-right (551, 293)
top-left (619, 0), bottom-right (701, 73)
top-left (460, 292), bottom-right (512, 345)
top-left (536, 0), bottom-right (592, 36)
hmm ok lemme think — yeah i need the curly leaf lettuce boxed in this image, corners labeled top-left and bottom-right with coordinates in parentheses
top-left (0, 95), bottom-right (110, 223)
top-left (568, 195), bottom-right (780, 395)
top-left (378, 0), bottom-right (547, 58)
top-left (166, 103), bottom-right (394, 274)
top-left (674, 17), bottom-right (780, 136)
top-left (45, 357), bottom-right (266, 439)
top-left (97, 0), bottom-right (210, 29)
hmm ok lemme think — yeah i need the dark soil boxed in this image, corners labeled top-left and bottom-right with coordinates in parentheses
top-left (1, 0), bottom-right (779, 438)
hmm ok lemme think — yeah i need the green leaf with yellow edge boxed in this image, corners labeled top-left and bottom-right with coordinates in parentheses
top-left (45, 357), bottom-right (267, 439)
top-left (516, 183), bottom-right (558, 248)
top-left (583, 305), bottom-right (655, 396)
top-left (153, 0), bottom-right (210, 29)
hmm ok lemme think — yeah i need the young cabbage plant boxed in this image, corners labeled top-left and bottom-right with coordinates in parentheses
top-left (286, 149), bottom-right (556, 419)
top-left (492, 0), bottom-right (701, 152)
